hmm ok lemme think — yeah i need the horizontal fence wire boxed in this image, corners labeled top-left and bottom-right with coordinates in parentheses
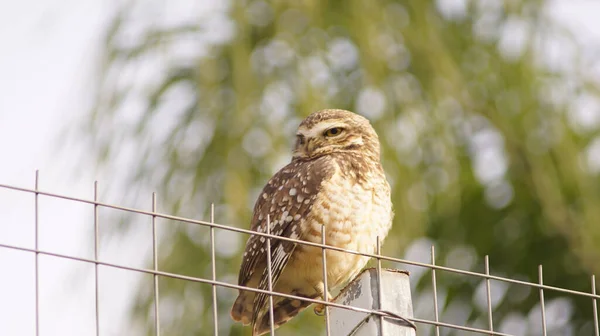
top-left (0, 179), bottom-right (599, 336)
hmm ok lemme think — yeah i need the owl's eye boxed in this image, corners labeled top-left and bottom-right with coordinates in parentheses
top-left (296, 134), bottom-right (305, 145)
top-left (324, 127), bottom-right (343, 137)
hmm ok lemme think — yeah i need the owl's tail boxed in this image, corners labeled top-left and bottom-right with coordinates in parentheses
top-left (252, 297), bottom-right (313, 336)
top-left (230, 290), bottom-right (254, 325)
top-left (231, 290), bottom-right (314, 335)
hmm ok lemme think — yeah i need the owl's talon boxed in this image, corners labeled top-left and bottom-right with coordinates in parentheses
top-left (313, 285), bottom-right (333, 316)
top-left (314, 304), bottom-right (325, 316)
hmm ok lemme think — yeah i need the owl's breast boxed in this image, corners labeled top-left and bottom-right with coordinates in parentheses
top-left (290, 165), bottom-right (393, 288)
top-left (311, 167), bottom-right (392, 245)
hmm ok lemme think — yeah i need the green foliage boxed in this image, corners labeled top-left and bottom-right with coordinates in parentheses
top-left (84, 0), bottom-right (600, 334)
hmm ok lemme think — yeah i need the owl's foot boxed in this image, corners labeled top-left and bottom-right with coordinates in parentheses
top-left (313, 288), bottom-right (333, 316)
top-left (314, 303), bottom-right (326, 316)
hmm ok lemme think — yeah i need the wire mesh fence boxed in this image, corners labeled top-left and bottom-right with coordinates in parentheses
top-left (1, 173), bottom-right (599, 336)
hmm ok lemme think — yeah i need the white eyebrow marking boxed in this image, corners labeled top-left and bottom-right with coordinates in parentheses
top-left (298, 121), bottom-right (347, 138)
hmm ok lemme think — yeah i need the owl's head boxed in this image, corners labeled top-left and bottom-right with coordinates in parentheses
top-left (292, 109), bottom-right (381, 160)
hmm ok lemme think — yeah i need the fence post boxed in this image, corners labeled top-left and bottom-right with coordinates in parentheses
top-left (330, 268), bottom-right (416, 336)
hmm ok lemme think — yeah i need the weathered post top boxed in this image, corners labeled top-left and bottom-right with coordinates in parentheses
top-left (330, 268), bottom-right (416, 336)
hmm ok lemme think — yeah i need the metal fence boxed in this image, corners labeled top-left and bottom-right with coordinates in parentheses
top-left (1, 172), bottom-right (599, 336)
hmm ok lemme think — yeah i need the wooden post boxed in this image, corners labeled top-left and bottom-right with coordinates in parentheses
top-left (330, 268), bottom-right (416, 336)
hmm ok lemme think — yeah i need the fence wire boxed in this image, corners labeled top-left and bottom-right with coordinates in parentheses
top-left (1, 175), bottom-right (599, 336)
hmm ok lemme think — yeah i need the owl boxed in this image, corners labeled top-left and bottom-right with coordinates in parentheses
top-left (230, 109), bottom-right (393, 335)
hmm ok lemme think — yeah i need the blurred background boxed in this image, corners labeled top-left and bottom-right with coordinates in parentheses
top-left (2, 0), bottom-right (600, 335)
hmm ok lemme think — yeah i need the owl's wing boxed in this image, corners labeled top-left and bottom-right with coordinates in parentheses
top-left (236, 157), bottom-right (334, 323)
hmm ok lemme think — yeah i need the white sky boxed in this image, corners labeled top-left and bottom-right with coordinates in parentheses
top-left (0, 0), bottom-right (599, 335)
top-left (0, 1), bottom-right (142, 335)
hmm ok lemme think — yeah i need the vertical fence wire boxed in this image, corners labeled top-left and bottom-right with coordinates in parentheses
top-left (431, 245), bottom-right (441, 336)
top-left (321, 225), bottom-right (331, 336)
top-left (34, 171), bottom-right (40, 336)
top-left (265, 215), bottom-right (275, 335)
top-left (538, 265), bottom-right (547, 336)
top-left (93, 182), bottom-right (100, 336)
top-left (210, 204), bottom-right (218, 336)
top-left (376, 237), bottom-right (384, 335)
top-left (593, 275), bottom-right (599, 336)
top-left (485, 256), bottom-right (493, 333)
top-left (151, 193), bottom-right (160, 336)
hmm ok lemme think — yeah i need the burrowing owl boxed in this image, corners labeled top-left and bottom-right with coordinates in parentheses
top-left (230, 109), bottom-right (393, 335)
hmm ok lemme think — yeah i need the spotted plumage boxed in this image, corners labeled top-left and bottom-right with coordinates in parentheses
top-left (230, 109), bottom-right (393, 335)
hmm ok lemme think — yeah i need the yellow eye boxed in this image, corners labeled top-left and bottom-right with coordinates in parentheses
top-left (324, 127), bottom-right (343, 137)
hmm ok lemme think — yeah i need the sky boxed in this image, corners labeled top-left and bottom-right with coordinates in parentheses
top-left (0, 0), bottom-right (600, 335)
